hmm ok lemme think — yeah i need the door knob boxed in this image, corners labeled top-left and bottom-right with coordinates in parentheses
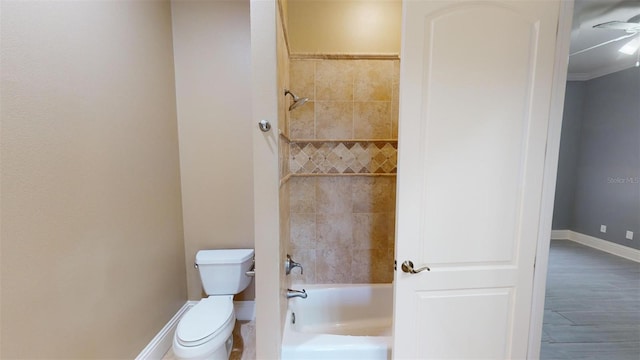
top-left (401, 260), bottom-right (430, 273)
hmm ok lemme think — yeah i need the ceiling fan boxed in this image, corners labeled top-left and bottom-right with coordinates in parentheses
top-left (571, 13), bottom-right (640, 58)
top-left (593, 14), bottom-right (640, 33)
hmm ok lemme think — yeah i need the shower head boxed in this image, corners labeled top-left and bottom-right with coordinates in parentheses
top-left (284, 89), bottom-right (309, 111)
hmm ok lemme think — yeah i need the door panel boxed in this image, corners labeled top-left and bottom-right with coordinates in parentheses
top-left (420, 5), bottom-right (537, 266)
top-left (416, 288), bottom-right (512, 359)
top-left (393, 1), bottom-right (560, 358)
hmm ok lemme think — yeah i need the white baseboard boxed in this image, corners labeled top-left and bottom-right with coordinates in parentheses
top-left (551, 229), bottom-right (640, 263)
top-left (136, 301), bottom-right (193, 360)
top-left (136, 300), bottom-right (255, 359)
top-left (234, 301), bottom-right (256, 321)
top-left (551, 229), bottom-right (571, 240)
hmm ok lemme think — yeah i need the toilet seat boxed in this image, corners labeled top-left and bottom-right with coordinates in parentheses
top-left (176, 296), bottom-right (234, 347)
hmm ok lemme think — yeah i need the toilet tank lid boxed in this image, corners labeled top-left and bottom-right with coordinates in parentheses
top-left (196, 249), bottom-right (254, 265)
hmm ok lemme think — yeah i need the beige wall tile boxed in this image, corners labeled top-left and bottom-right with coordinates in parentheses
top-left (316, 249), bottom-right (352, 283)
top-left (351, 249), bottom-right (393, 283)
top-left (313, 143), bottom-right (333, 173)
top-left (290, 213), bottom-right (316, 250)
top-left (392, 84), bottom-right (399, 139)
top-left (286, 59), bottom-right (401, 286)
top-left (290, 101), bottom-right (315, 139)
top-left (354, 60), bottom-right (393, 101)
top-left (351, 249), bottom-right (373, 283)
top-left (289, 146), bottom-right (303, 174)
top-left (317, 177), bottom-right (353, 213)
top-left (315, 101), bottom-right (353, 139)
top-left (352, 177), bottom-right (396, 213)
top-left (289, 177), bottom-right (316, 213)
top-left (279, 137), bottom-right (290, 179)
top-left (280, 180), bottom-right (291, 308)
top-left (324, 143), bottom-right (352, 173)
top-left (316, 213), bottom-right (353, 250)
top-left (354, 102), bottom-right (391, 139)
top-left (277, 24), bottom-right (290, 136)
top-left (392, 60), bottom-right (400, 139)
top-left (287, 175), bottom-right (397, 285)
top-left (280, 183), bottom-right (291, 249)
top-left (316, 60), bottom-right (354, 101)
top-left (386, 212), bottom-right (397, 249)
top-left (353, 213), bottom-right (390, 250)
top-left (290, 60), bottom-right (315, 101)
top-left (289, 249), bottom-right (316, 284)
top-left (372, 248), bottom-right (394, 283)
top-left (393, 60), bottom-right (400, 86)
top-left (279, 181), bottom-right (291, 301)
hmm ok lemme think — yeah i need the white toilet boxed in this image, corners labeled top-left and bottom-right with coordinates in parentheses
top-left (172, 249), bottom-right (254, 360)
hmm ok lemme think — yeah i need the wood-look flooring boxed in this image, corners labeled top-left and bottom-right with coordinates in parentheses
top-left (541, 240), bottom-right (640, 360)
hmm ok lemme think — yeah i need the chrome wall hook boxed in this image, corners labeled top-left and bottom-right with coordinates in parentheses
top-left (258, 119), bottom-right (271, 132)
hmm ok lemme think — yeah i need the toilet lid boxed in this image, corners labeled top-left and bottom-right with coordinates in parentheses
top-left (176, 297), bottom-right (234, 346)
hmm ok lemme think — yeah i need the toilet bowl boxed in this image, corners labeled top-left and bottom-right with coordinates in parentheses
top-left (173, 296), bottom-right (235, 360)
top-left (172, 249), bottom-right (254, 360)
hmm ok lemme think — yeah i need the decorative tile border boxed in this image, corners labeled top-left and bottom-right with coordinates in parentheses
top-left (289, 141), bottom-right (397, 175)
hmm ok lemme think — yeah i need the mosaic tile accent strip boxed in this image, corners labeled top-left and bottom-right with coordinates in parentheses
top-left (289, 141), bottom-right (397, 174)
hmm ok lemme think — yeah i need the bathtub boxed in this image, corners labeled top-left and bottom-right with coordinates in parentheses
top-left (281, 284), bottom-right (392, 360)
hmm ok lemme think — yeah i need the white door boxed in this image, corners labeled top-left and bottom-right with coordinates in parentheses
top-left (393, 1), bottom-right (561, 359)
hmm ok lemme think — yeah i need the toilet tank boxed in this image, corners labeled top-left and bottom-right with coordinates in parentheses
top-left (195, 249), bottom-right (254, 295)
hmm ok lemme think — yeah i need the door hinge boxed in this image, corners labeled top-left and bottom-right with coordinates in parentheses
top-left (394, 260), bottom-right (397, 271)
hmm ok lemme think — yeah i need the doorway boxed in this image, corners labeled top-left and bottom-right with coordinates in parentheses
top-left (254, 0), bottom-right (580, 358)
top-left (541, 2), bottom-right (640, 357)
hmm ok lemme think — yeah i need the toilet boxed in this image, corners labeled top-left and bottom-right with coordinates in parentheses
top-left (172, 249), bottom-right (254, 360)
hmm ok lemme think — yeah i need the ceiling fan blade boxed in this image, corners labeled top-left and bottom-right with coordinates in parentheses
top-left (570, 33), bottom-right (637, 56)
top-left (628, 14), bottom-right (640, 24)
top-left (593, 21), bottom-right (640, 32)
top-left (619, 36), bottom-right (640, 55)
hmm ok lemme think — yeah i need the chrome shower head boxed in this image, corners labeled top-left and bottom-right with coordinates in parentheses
top-left (284, 89), bottom-right (309, 111)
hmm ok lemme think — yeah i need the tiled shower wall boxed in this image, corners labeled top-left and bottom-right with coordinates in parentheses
top-left (289, 176), bottom-right (396, 284)
top-left (288, 59), bottom-right (400, 139)
top-left (286, 58), bottom-right (399, 284)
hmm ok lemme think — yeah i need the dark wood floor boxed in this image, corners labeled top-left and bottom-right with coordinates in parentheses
top-left (541, 240), bottom-right (640, 360)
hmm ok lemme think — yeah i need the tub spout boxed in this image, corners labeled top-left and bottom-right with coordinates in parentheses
top-left (287, 288), bottom-right (307, 299)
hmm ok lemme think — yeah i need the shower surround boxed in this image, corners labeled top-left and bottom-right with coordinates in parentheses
top-left (284, 57), bottom-right (400, 284)
top-left (288, 58), bottom-right (399, 140)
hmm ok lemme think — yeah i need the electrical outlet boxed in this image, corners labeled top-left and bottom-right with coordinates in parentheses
top-left (600, 225), bottom-right (607, 233)
top-left (626, 231), bottom-right (634, 240)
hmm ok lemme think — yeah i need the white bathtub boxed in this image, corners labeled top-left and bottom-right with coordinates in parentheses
top-left (281, 284), bottom-right (392, 360)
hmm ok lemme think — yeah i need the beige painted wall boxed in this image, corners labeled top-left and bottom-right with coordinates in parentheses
top-left (0, 1), bottom-right (186, 358)
top-left (170, 0), bottom-right (255, 301)
top-left (287, 0), bottom-right (402, 54)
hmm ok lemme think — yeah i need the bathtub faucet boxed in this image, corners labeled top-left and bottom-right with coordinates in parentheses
top-left (286, 288), bottom-right (307, 299)
top-left (285, 254), bottom-right (304, 275)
